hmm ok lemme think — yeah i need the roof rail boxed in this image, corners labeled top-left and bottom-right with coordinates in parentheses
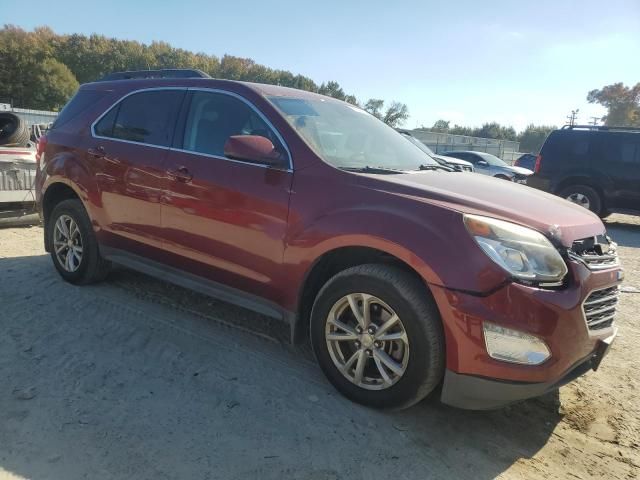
top-left (97, 69), bottom-right (211, 82)
top-left (562, 124), bottom-right (640, 132)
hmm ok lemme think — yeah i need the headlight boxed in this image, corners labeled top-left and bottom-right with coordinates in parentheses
top-left (464, 214), bottom-right (568, 286)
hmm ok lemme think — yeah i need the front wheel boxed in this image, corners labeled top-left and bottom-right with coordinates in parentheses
top-left (310, 264), bottom-right (445, 409)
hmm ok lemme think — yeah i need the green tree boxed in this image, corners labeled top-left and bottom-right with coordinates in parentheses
top-left (383, 101), bottom-right (409, 127)
top-left (318, 81), bottom-right (347, 101)
top-left (0, 25), bottom-right (403, 114)
top-left (475, 122), bottom-right (517, 141)
top-left (449, 124), bottom-right (475, 136)
top-left (517, 124), bottom-right (557, 153)
top-left (364, 99), bottom-right (385, 119)
top-left (431, 119), bottom-right (450, 132)
top-left (587, 82), bottom-right (640, 126)
top-left (363, 99), bottom-right (409, 127)
top-left (0, 25), bottom-right (79, 110)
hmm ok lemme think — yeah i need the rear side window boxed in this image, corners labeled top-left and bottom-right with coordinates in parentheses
top-left (94, 90), bottom-right (185, 147)
top-left (542, 131), bottom-right (591, 164)
top-left (52, 90), bottom-right (107, 130)
top-left (604, 137), bottom-right (640, 164)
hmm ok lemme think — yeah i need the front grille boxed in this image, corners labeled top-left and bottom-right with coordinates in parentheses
top-left (569, 235), bottom-right (619, 270)
top-left (583, 286), bottom-right (619, 330)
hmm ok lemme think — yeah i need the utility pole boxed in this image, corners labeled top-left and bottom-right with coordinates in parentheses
top-left (589, 116), bottom-right (600, 126)
top-left (566, 109), bottom-right (579, 126)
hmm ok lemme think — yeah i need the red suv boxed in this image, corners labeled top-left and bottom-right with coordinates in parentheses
top-left (36, 70), bottom-right (622, 410)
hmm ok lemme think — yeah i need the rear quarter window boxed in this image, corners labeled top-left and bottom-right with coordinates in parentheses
top-left (51, 90), bottom-right (108, 130)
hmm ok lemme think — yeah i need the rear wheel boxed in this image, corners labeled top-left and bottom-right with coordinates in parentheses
top-left (48, 199), bottom-right (110, 284)
top-left (558, 184), bottom-right (602, 215)
top-left (310, 264), bottom-right (445, 409)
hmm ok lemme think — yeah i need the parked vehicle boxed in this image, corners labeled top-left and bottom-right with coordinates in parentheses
top-left (444, 150), bottom-right (532, 183)
top-left (397, 130), bottom-right (474, 172)
top-left (514, 153), bottom-right (537, 171)
top-left (0, 146), bottom-right (37, 219)
top-left (37, 70), bottom-right (622, 410)
top-left (527, 125), bottom-right (640, 217)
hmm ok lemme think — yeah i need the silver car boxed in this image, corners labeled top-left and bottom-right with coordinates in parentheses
top-left (399, 132), bottom-right (475, 172)
top-left (444, 151), bottom-right (532, 183)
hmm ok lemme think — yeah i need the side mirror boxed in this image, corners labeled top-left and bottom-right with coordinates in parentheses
top-left (477, 160), bottom-right (489, 167)
top-left (223, 135), bottom-right (284, 167)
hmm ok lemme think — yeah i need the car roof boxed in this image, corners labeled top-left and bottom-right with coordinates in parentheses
top-left (82, 77), bottom-right (332, 101)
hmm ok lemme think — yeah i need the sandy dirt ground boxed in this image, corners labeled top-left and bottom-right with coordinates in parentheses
top-left (0, 215), bottom-right (639, 480)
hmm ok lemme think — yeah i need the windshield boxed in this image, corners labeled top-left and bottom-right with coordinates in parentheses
top-left (268, 96), bottom-right (438, 170)
top-left (401, 134), bottom-right (437, 156)
top-left (475, 151), bottom-right (508, 167)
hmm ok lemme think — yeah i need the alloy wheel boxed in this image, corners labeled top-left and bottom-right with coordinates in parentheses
top-left (325, 293), bottom-right (409, 390)
top-left (53, 214), bottom-right (84, 272)
top-left (566, 193), bottom-right (590, 209)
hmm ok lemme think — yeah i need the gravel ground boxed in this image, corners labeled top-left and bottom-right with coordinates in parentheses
top-left (0, 215), bottom-right (639, 480)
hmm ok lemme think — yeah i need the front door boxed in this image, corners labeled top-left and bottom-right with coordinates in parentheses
top-left (161, 89), bottom-right (293, 303)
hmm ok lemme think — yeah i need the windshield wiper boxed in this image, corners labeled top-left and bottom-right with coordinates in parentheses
top-left (419, 164), bottom-right (454, 172)
top-left (339, 166), bottom-right (405, 174)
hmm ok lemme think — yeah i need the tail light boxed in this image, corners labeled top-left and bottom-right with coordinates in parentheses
top-left (36, 135), bottom-right (47, 169)
top-left (534, 154), bottom-right (542, 173)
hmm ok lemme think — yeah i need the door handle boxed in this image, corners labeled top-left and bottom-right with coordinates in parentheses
top-left (168, 166), bottom-right (193, 182)
top-left (88, 146), bottom-right (105, 158)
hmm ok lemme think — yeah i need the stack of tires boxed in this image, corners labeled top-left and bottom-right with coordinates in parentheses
top-left (0, 112), bottom-right (30, 147)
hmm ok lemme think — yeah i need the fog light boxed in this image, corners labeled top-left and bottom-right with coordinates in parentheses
top-left (483, 322), bottom-right (551, 365)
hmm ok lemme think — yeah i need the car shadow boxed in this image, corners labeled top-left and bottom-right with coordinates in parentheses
top-left (1, 254), bottom-right (561, 480)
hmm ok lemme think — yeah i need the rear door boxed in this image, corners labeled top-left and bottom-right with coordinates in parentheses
top-left (90, 88), bottom-right (185, 253)
top-left (601, 133), bottom-right (640, 209)
top-left (160, 89), bottom-right (293, 303)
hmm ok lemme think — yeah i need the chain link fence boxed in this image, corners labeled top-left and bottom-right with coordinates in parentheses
top-left (410, 129), bottom-right (523, 165)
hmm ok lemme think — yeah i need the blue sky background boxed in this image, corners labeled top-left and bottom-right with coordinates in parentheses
top-left (3, 0), bottom-right (639, 131)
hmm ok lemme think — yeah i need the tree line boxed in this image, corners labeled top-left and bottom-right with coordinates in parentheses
top-left (0, 25), bottom-right (409, 126)
top-left (425, 121), bottom-right (557, 153)
top-left (1, 25), bottom-right (636, 143)
top-left (426, 82), bottom-right (639, 153)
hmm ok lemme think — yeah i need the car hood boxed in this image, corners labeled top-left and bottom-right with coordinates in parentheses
top-left (435, 154), bottom-right (471, 166)
top-left (372, 171), bottom-right (604, 247)
top-left (503, 165), bottom-right (533, 175)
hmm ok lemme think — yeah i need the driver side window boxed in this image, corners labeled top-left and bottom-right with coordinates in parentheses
top-left (181, 91), bottom-right (284, 160)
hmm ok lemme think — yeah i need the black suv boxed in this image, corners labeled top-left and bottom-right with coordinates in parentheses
top-left (528, 125), bottom-right (640, 217)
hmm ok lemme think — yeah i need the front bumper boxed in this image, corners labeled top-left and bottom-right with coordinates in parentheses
top-left (441, 328), bottom-right (616, 410)
top-left (430, 260), bottom-right (622, 410)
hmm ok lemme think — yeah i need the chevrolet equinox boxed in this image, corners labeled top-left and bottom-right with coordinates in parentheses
top-left (36, 70), bottom-right (622, 410)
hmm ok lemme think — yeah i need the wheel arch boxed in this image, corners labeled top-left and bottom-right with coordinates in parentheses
top-left (291, 244), bottom-right (433, 344)
top-left (41, 181), bottom-right (84, 252)
top-left (554, 177), bottom-right (606, 210)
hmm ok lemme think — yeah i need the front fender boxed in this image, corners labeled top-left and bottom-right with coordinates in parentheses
top-left (283, 197), bottom-right (509, 307)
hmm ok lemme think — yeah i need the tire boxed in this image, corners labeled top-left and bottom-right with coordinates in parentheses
top-left (48, 199), bottom-right (110, 285)
top-left (0, 112), bottom-right (30, 146)
top-left (310, 264), bottom-right (445, 410)
top-left (558, 184), bottom-right (602, 215)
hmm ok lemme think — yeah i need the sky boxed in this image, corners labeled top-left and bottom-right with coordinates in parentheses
top-left (3, 0), bottom-right (639, 131)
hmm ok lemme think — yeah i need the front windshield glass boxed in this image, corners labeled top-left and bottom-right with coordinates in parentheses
top-left (402, 134), bottom-right (437, 156)
top-left (268, 96), bottom-right (438, 170)
top-left (476, 151), bottom-right (508, 167)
